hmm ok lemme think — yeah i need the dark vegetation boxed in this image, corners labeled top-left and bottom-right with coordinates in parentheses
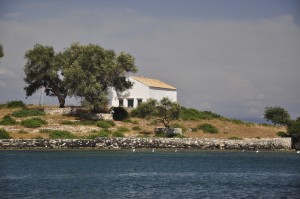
top-left (21, 117), bottom-right (47, 128)
top-left (0, 128), bottom-right (12, 139)
top-left (197, 123), bottom-right (219, 134)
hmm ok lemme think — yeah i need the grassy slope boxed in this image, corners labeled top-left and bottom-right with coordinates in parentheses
top-left (0, 106), bottom-right (286, 139)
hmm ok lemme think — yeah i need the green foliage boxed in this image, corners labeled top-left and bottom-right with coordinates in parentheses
top-left (228, 137), bottom-right (243, 140)
top-left (12, 108), bottom-right (45, 118)
top-left (131, 99), bottom-right (158, 118)
top-left (112, 131), bottom-right (125, 137)
top-left (116, 126), bottom-right (130, 133)
top-left (85, 130), bottom-right (111, 139)
top-left (63, 43), bottom-right (137, 111)
top-left (276, 131), bottom-right (288, 137)
top-left (0, 128), bottom-right (12, 139)
top-left (180, 107), bottom-right (221, 120)
top-left (48, 130), bottom-right (77, 139)
top-left (132, 126), bottom-right (141, 131)
top-left (131, 98), bottom-right (180, 128)
top-left (21, 117), bottom-right (47, 128)
top-left (123, 118), bottom-right (139, 124)
top-left (24, 44), bottom-right (68, 108)
top-left (6, 100), bottom-right (26, 108)
top-left (79, 120), bottom-right (97, 126)
top-left (288, 118), bottom-right (300, 136)
top-left (0, 115), bottom-right (18, 125)
top-left (105, 120), bottom-right (116, 126)
top-left (96, 121), bottom-right (112, 129)
top-left (61, 120), bottom-right (76, 125)
top-left (39, 129), bottom-right (53, 134)
top-left (198, 123), bottom-right (219, 134)
top-left (263, 106), bottom-right (292, 126)
top-left (113, 107), bottom-right (129, 121)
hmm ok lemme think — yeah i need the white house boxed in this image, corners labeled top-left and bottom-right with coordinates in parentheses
top-left (107, 76), bottom-right (177, 108)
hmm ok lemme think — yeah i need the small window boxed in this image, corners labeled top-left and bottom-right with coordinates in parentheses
top-left (127, 99), bottom-right (134, 108)
top-left (137, 99), bottom-right (143, 105)
top-left (119, 99), bottom-right (124, 107)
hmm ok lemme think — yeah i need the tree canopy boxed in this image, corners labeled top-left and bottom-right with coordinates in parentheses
top-left (24, 44), bottom-right (68, 108)
top-left (263, 106), bottom-right (292, 126)
top-left (62, 43), bottom-right (137, 111)
top-left (23, 43), bottom-right (137, 110)
top-left (131, 98), bottom-right (181, 128)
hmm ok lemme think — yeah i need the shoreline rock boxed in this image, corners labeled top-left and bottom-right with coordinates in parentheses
top-left (0, 137), bottom-right (292, 150)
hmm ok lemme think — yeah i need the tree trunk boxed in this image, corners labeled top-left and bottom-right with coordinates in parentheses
top-left (58, 97), bottom-right (65, 108)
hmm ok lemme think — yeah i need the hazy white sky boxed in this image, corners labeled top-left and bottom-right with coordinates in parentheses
top-left (0, 0), bottom-right (300, 121)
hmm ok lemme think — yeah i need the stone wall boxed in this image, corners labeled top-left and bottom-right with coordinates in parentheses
top-left (0, 138), bottom-right (292, 150)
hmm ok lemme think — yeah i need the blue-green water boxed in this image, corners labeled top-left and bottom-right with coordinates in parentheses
top-left (0, 150), bottom-right (300, 199)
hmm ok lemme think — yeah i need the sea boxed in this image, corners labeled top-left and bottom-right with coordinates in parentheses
top-left (0, 150), bottom-right (300, 199)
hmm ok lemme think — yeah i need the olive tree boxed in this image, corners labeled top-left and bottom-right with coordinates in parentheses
top-left (0, 44), bottom-right (4, 59)
top-left (63, 43), bottom-right (137, 111)
top-left (24, 44), bottom-right (68, 108)
top-left (131, 98), bottom-right (181, 128)
top-left (263, 106), bottom-right (292, 126)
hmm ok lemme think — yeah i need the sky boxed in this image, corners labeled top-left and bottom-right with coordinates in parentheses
top-left (0, 0), bottom-right (300, 122)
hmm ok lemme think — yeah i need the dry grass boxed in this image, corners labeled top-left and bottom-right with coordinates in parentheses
top-left (0, 106), bottom-right (286, 139)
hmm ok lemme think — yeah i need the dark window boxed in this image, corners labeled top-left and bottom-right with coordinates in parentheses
top-left (127, 99), bottom-right (134, 107)
top-left (137, 99), bottom-right (143, 105)
top-left (119, 99), bottom-right (124, 107)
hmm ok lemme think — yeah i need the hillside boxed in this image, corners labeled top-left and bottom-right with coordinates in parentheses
top-left (0, 105), bottom-right (286, 140)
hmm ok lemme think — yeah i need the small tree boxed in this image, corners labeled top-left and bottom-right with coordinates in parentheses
top-left (24, 44), bottom-right (68, 108)
top-left (288, 117), bottom-right (300, 136)
top-left (132, 98), bottom-right (180, 128)
top-left (263, 106), bottom-right (292, 126)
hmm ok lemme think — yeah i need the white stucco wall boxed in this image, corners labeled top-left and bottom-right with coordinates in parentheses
top-left (107, 77), bottom-right (177, 108)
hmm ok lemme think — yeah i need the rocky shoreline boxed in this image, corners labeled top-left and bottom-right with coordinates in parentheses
top-left (0, 137), bottom-right (292, 150)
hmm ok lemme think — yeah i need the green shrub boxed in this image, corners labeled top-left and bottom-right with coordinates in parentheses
top-left (0, 115), bottom-right (18, 125)
top-left (190, 128), bottom-right (198, 132)
top-left (7, 100), bottom-right (26, 108)
top-left (132, 126), bottom-right (141, 131)
top-left (12, 108), bottom-right (45, 118)
top-left (113, 107), bottom-right (129, 121)
top-left (48, 130), bottom-right (77, 139)
top-left (276, 131), bottom-right (288, 137)
top-left (112, 131), bottom-right (125, 137)
top-left (79, 120), bottom-right (97, 126)
top-left (96, 121), bottom-right (112, 129)
top-left (0, 128), bottom-right (12, 139)
top-left (228, 136), bottom-right (243, 140)
top-left (123, 118), bottom-right (139, 124)
top-left (105, 120), bottom-right (116, 126)
top-left (116, 126), bottom-right (130, 133)
top-left (198, 123), bottom-right (219, 134)
top-left (180, 107), bottom-right (221, 120)
top-left (21, 118), bottom-right (47, 128)
top-left (61, 120), bottom-right (76, 125)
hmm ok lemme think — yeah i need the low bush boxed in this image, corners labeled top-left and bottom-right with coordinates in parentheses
top-left (7, 100), bottom-right (26, 108)
top-left (112, 107), bottom-right (129, 121)
top-left (61, 120), bottom-right (76, 125)
top-left (39, 129), bottom-right (53, 134)
top-left (105, 120), bottom-right (116, 127)
top-left (181, 107), bottom-right (221, 120)
top-left (276, 131), bottom-right (288, 137)
top-left (79, 120), bottom-right (97, 126)
top-left (189, 128), bottom-right (198, 132)
top-left (0, 115), bottom-right (18, 125)
top-left (112, 131), bottom-right (125, 137)
top-left (123, 118), bottom-right (139, 124)
top-left (0, 128), bottom-right (12, 139)
top-left (116, 126), bottom-right (130, 133)
top-left (48, 130), bottom-right (77, 139)
top-left (12, 108), bottom-right (45, 118)
top-left (198, 123), bottom-right (219, 134)
top-left (96, 121), bottom-right (113, 129)
top-left (21, 118), bottom-right (47, 128)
